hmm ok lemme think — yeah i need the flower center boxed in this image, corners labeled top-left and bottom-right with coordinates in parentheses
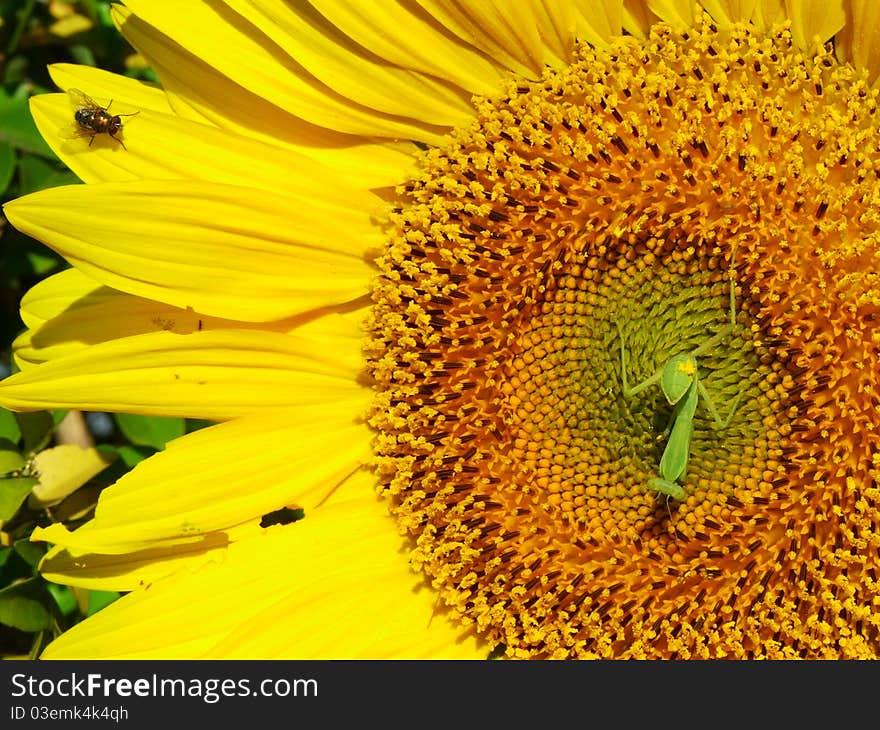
top-left (368, 14), bottom-right (880, 658)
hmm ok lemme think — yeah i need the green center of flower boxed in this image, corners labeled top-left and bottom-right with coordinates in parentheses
top-left (532, 255), bottom-right (769, 538)
top-left (368, 13), bottom-right (880, 658)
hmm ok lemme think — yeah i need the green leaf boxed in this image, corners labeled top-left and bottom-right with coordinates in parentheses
top-left (186, 418), bottom-right (215, 434)
top-left (0, 91), bottom-right (55, 158)
top-left (46, 583), bottom-right (77, 616)
top-left (0, 547), bottom-right (12, 571)
top-left (126, 67), bottom-right (160, 83)
top-left (0, 409), bottom-right (21, 443)
top-left (115, 413), bottom-right (185, 450)
top-left (3, 55), bottom-right (28, 86)
top-left (4, 0), bottom-right (37, 58)
top-left (0, 229), bottom-right (61, 280)
top-left (0, 441), bottom-right (25, 474)
top-left (24, 247), bottom-right (61, 276)
top-left (94, 0), bottom-right (114, 27)
top-left (12, 540), bottom-right (43, 570)
top-left (87, 590), bottom-right (119, 616)
top-left (0, 140), bottom-right (15, 195)
top-left (78, 0), bottom-right (102, 18)
top-left (0, 578), bottom-right (52, 632)
top-left (17, 155), bottom-right (80, 195)
top-left (69, 45), bottom-right (96, 67)
top-left (114, 444), bottom-right (153, 469)
top-left (0, 545), bottom-right (27, 581)
top-left (0, 476), bottom-right (36, 521)
top-left (15, 411), bottom-right (54, 452)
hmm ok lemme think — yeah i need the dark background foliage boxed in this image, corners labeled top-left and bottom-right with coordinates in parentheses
top-left (0, 0), bottom-right (202, 659)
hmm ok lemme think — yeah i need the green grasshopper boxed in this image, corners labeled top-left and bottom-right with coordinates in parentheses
top-left (616, 255), bottom-right (741, 504)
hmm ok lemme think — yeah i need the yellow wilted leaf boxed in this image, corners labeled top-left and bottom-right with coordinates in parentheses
top-left (29, 445), bottom-right (114, 508)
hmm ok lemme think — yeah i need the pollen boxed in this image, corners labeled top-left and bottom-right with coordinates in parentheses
top-left (367, 13), bottom-right (880, 658)
top-left (676, 359), bottom-right (698, 376)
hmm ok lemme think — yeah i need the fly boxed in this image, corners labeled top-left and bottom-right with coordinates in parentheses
top-left (68, 88), bottom-right (138, 150)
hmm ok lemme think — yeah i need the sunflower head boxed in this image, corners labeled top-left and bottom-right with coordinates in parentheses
top-left (1, 2), bottom-right (879, 661)
top-left (368, 12), bottom-right (880, 658)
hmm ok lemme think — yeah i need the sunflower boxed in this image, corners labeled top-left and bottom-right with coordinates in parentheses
top-left (2, 0), bottom-right (879, 659)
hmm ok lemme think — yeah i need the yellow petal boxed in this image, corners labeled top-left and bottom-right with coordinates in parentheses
top-left (223, 0), bottom-right (476, 128)
top-left (646, 0), bottom-right (695, 28)
top-left (835, 0), bottom-right (880, 86)
top-left (750, 0), bottom-right (786, 30)
top-left (29, 445), bottom-right (114, 507)
top-left (305, 1), bottom-right (509, 96)
top-left (4, 180), bottom-right (377, 322)
top-left (47, 63), bottom-right (173, 115)
top-left (39, 519), bottom-right (264, 592)
top-left (573, 0), bottom-right (624, 46)
top-left (532, 1), bottom-right (578, 66)
top-left (32, 87), bottom-right (411, 194)
top-left (784, 0), bottom-right (845, 51)
top-left (50, 60), bottom-right (416, 191)
top-left (416, 0), bottom-right (575, 77)
top-left (112, 8), bottom-right (423, 183)
top-left (42, 497), bottom-right (484, 659)
top-left (0, 324), bottom-right (365, 418)
top-left (318, 464), bottom-right (382, 508)
top-left (31, 405), bottom-right (372, 554)
top-left (37, 468), bottom-right (376, 592)
top-left (700, 0), bottom-right (759, 26)
top-left (49, 13), bottom-right (93, 38)
top-left (117, 0), bottom-right (449, 144)
top-left (18, 267), bottom-right (105, 331)
top-left (14, 269), bottom-right (369, 368)
top-left (622, 0), bottom-right (660, 37)
top-left (15, 269), bottom-right (206, 367)
top-left (206, 573), bottom-right (483, 659)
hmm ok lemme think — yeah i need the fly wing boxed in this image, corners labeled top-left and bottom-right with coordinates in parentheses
top-left (67, 88), bottom-right (101, 111)
top-left (62, 89), bottom-right (102, 142)
top-left (62, 125), bottom-right (95, 141)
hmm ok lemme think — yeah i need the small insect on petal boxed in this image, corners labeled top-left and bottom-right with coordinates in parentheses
top-left (67, 88), bottom-right (139, 150)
